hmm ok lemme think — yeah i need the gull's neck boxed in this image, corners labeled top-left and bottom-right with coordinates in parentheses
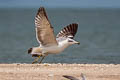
top-left (58, 39), bottom-right (70, 48)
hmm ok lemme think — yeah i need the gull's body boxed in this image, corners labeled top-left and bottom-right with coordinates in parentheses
top-left (28, 7), bottom-right (80, 63)
top-left (31, 38), bottom-right (73, 55)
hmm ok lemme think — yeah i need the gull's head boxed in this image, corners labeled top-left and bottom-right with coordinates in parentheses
top-left (67, 38), bottom-right (80, 45)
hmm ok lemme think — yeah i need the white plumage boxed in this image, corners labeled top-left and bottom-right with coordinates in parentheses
top-left (28, 7), bottom-right (80, 64)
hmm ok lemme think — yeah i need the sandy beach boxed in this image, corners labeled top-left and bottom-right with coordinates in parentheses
top-left (0, 64), bottom-right (120, 80)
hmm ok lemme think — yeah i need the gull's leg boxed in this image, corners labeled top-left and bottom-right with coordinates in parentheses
top-left (32, 55), bottom-right (41, 64)
top-left (39, 56), bottom-right (46, 64)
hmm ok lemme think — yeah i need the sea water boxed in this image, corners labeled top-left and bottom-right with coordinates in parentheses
top-left (0, 8), bottom-right (120, 64)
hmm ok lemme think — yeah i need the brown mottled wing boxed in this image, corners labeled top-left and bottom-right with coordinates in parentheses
top-left (56, 23), bottom-right (78, 39)
top-left (35, 7), bottom-right (58, 46)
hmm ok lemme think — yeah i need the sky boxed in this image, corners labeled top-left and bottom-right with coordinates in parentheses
top-left (0, 0), bottom-right (120, 8)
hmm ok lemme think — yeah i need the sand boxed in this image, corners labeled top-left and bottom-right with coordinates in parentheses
top-left (0, 64), bottom-right (120, 80)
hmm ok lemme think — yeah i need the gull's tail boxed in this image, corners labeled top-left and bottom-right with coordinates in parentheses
top-left (28, 48), bottom-right (32, 54)
top-left (28, 47), bottom-right (42, 57)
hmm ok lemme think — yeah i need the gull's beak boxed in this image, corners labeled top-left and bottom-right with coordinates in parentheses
top-left (76, 42), bottom-right (80, 45)
top-left (74, 41), bottom-right (80, 45)
top-left (69, 39), bottom-right (80, 45)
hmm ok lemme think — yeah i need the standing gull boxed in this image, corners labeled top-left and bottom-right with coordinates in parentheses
top-left (28, 7), bottom-right (80, 64)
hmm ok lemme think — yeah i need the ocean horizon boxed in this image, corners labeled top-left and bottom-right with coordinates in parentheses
top-left (0, 8), bottom-right (120, 64)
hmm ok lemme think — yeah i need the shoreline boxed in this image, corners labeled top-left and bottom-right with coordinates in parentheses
top-left (0, 64), bottom-right (120, 80)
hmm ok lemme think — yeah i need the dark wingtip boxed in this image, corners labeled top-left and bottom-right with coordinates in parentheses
top-left (63, 75), bottom-right (79, 80)
top-left (36, 6), bottom-right (49, 21)
top-left (38, 7), bottom-right (45, 12)
top-left (28, 48), bottom-right (32, 54)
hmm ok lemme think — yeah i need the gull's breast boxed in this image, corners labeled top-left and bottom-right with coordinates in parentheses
top-left (43, 43), bottom-right (69, 54)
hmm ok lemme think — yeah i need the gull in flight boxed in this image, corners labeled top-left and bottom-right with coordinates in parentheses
top-left (28, 7), bottom-right (80, 64)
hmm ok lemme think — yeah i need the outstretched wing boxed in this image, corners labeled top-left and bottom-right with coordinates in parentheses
top-left (35, 7), bottom-right (58, 46)
top-left (63, 75), bottom-right (79, 80)
top-left (56, 23), bottom-right (78, 39)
